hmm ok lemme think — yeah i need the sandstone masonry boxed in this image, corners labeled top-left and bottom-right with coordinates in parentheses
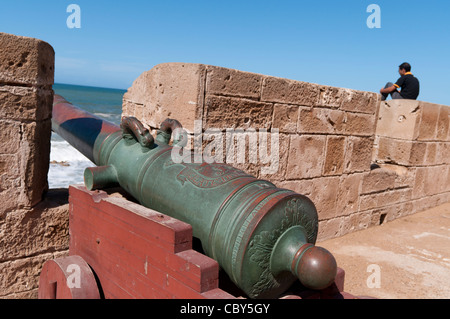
top-left (123, 62), bottom-right (450, 242)
top-left (0, 33), bottom-right (69, 299)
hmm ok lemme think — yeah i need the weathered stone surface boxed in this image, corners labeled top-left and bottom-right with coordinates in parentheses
top-left (0, 120), bottom-right (21, 154)
top-left (309, 176), bottom-right (340, 220)
top-left (286, 135), bottom-right (326, 179)
top-left (298, 107), bottom-right (345, 134)
top-left (335, 173), bottom-right (364, 217)
top-left (417, 102), bottom-right (440, 141)
top-left (375, 100), bottom-right (421, 140)
top-left (0, 154), bottom-right (20, 200)
top-left (0, 32), bottom-right (54, 86)
top-left (0, 250), bottom-right (68, 298)
top-left (261, 76), bottom-right (320, 106)
top-left (206, 66), bottom-right (262, 99)
top-left (0, 188), bottom-right (69, 299)
top-left (19, 120), bottom-right (52, 206)
top-left (375, 137), bottom-right (427, 166)
top-left (272, 103), bottom-right (299, 133)
top-left (437, 104), bottom-right (449, 141)
top-left (0, 86), bottom-right (53, 121)
top-left (276, 179), bottom-right (313, 197)
top-left (340, 89), bottom-right (379, 114)
top-left (323, 136), bottom-right (345, 176)
top-left (317, 217), bottom-right (343, 241)
top-left (343, 136), bottom-right (373, 173)
top-left (204, 95), bottom-right (273, 129)
top-left (0, 189), bottom-right (69, 262)
top-left (361, 168), bottom-right (397, 195)
top-left (122, 63), bottom-right (206, 132)
top-left (344, 112), bottom-right (376, 137)
top-left (317, 86), bottom-right (344, 108)
top-left (359, 188), bottom-right (412, 211)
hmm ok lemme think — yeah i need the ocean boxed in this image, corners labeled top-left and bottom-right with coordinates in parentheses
top-left (49, 83), bottom-right (126, 188)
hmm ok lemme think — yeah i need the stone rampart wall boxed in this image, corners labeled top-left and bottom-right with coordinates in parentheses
top-left (123, 63), bottom-right (450, 241)
top-left (0, 33), bottom-right (69, 298)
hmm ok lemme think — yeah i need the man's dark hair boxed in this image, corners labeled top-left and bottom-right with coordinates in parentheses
top-left (399, 62), bottom-right (411, 72)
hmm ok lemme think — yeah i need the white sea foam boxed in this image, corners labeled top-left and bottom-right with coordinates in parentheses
top-left (48, 133), bottom-right (94, 189)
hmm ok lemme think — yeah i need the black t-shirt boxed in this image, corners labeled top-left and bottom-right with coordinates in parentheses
top-left (394, 72), bottom-right (420, 99)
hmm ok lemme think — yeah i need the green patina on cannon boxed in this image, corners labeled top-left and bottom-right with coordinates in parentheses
top-left (52, 94), bottom-right (337, 299)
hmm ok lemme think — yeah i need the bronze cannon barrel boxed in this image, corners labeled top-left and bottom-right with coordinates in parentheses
top-left (52, 94), bottom-right (337, 299)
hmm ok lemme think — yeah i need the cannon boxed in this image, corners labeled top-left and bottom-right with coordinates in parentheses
top-left (51, 94), bottom-right (337, 299)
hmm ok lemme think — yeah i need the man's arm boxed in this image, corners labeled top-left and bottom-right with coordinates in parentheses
top-left (380, 85), bottom-right (397, 94)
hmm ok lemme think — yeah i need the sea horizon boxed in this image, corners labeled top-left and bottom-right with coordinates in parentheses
top-left (54, 82), bottom-right (128, 92)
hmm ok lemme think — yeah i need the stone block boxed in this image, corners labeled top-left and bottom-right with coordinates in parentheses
top-left (0, 154), bottom-right (20, 191)
top-left (0, 120), bottom-right (21, 154)
top-left (317, 217), bottom-right (343, 241)
top-left (341, 211), bottom-right (372, 235)
top-left (436, 104), bottom-right (449, 141)
top-left (344, 112), bottom-right (376, 137)
top-left (409, 141), bottom-right (427, 165)
top-left (417, 102), bottom-right (440, 141)
top-left (272, 103), bottom-right (299, 133)
top-left (340, 89), bottom-right (379, 115)
top-left (375, 100), bottom-right (421, 140)
top-left (0, 187), bottom-right (24, 214)
top-left (317, 86), bottom-right (344, 108)
top-left (297, 107), bottom-right (345, 134)
top-left (343, 136), bottom-right (373, 173)
top-left (377, 164), bottom-right (416, 189)
top-left (19, 120), bottom-right (52, 206)
top-left (435, 142), bottom-right (450, 165)
top-left (359, 188), bottom-right (412, 211)
top-left (375, 137), bottom-right (426, 166)
top-left (204, 95), bottom-right (273, 129)
top-left (422, 165), bottom-right (449, 197)
top-left (286, 135), bottom-right (326, 179)
top-left (205, 66), bottom-right (262, 99)
top-left (335, 173), bottom-right (364, 217)
top-left (424, 142), bottom-right (437, 165)
top-left (0, 85), bottom-right (53, 121)
top-left (0, 32), bottom-right (54, 86)
top-left (0, 190), bottom-right (69, 262)
top-left (122, 63), bottom-right (206, 132)
top-left (0, 250), bottom-right (68, 298)
top-left (361, 168), bottom-right (397, 195)
top-left (276, 179), bottom-right (314, 197)
top-left (259, 133), bottom-right (290, 181)
top-left (412, 167), bottom-right (427, 199)
top-left (323, 136), bottom-right (346, 176)
top-left (309, 176), bottom-right (340, 220)
top-left (0, 119), bottom-right (52, 209)
top-left (261, 76), bottom-right (320, 106)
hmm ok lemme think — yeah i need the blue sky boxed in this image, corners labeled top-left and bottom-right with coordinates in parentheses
top-left (1, 1), bottom-right (449, 105)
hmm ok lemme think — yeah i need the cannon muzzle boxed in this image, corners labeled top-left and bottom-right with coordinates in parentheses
top-left (52, 94), bottom-right (337, 298)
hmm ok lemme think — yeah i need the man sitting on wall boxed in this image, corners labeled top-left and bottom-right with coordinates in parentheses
top-left (380, 62), bottom-right (420, 100)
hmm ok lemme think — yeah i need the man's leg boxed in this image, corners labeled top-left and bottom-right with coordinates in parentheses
top-left (381, 82), bottom-right (393, 101)
top-left (381, 82), bottom-right (403, 100)
top-left (391, 91), bottom-right (404, 99)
